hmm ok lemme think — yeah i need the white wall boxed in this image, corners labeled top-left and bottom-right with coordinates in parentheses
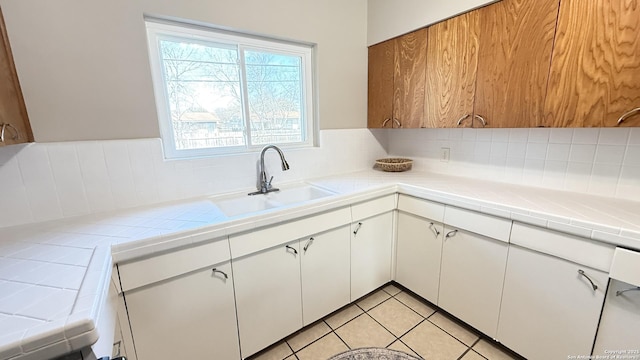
top-left (0, 0), bottom-right (368, 142)
top-left (367, 0), bottom-right (496, 45)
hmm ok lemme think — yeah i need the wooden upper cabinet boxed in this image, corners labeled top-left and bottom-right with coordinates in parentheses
top-left (424, 11), bottom-right (479, 128)
top-left (0, 8), bottom-right (32, 146)
top-left (368, 29), bottom-right (427, 128)
top-left (474, 0), bottom-right (559, 128)
top-left (368, 39), bottom-right (394, 128)
top-left (544, 0), bottom-right (640, 127)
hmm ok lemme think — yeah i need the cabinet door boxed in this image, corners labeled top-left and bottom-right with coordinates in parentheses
top-left (0, 9), bottom-right (32, 146)
top-left (395, 212), bottom-right (443, 304)
top-left (474, 0), bottom-right (559, 127)
top-left (438, 227), bottom-right (508, 337)
top-left (544, 0), bottom-right (640, 127)
top-left (393, 29), bottom-right (427, 128)
top-left (125, 262), bottom-right (240, 360)
top-left (497, 246), bottom-right (607, 360)
top-left (368, 39), bottom-right (394, 128)
top-left (351, 212), bottom-right (393, 300)
top-left (593, 279), bottom-right (640, 355)
top-left (425, 11), bottom-right (479, 128)
top-left (300, 226), bottom-right (351, 326)
top-left (233, 241), bottom-right (302, 357)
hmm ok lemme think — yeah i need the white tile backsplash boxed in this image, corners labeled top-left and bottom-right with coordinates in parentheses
top-left (0, 129), bottom-right (387, 228)
top-left (387, 128), bottom-right (640, 202)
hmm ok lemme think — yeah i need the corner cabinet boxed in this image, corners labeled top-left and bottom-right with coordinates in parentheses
top-left (497, 223), bottom-right (613, 360)
top-left (0, 8), bottom-right (32, 146)
top-left (118, 238), bottom-right (240, 360)
top-left (544, 0), bottom-right (640, 127)
top-left (350, 195), bottom-right (396, 300)
top-left (368, 29), bottom-right (427, 129)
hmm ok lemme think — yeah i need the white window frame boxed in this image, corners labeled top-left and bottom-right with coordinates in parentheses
top-left (145, 20), bottom-right (316, 159)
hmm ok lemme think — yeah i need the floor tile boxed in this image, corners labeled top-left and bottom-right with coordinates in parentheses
top-left (335, 314), bottom-right (395, 349)
top-left (286, 321), bottom-right (331, 352)
top-left (401, 321), bottom-right (467, 360)
top-left (383, 283), bottom-right (401, 296)
top-left (284, 356), bottom-right (296, 360)
top-left (428, 312), bottom-right (479, 346)
top-left (473, 339), bottom-right (517, 360)
top-left (295, 333), bottom-right (348, 360)
top-left (368, 298), bottom-right (422, 337)
top-left (387, 340), bottom-right (421, 358)
top-left (250, 341), bottom-right (292, 360)
top-left (461, 350), bottom-right (487, 360)
top-left (356, 289), bottom-right (391, 311)
top-left (394, 291), bottom-right (436, 318)
top-left (325, 304), bottom-right (364, 330)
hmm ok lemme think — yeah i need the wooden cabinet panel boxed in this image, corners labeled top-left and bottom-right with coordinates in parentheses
top-left (475, 0), bottom-right (559, 128)
top-left (425, 12), bottom-right (479, 128)
top-left (393, 29), bottom-right (427, 128)
top-left (368, 39), bottom-right (394, 128)
top-left (544, 0), bottom-right (640, 127)
top-left (0, 8), bottom-right (32, 146)
top-left (497, 246), bottom-right (607, 360)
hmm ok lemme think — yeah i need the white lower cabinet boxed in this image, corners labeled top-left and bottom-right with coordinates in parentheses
top-left (300, 225), bottom-right (351, 326)
top-left (232, 240), bottom-right (302, 358)
top-left (351, 211), bottom-right (394, 300)
top-left (497, 245), bottom-right (608, 360)
top-left (125, 261), bottom-right (240, 360)
top-left (438, 226), bottom-right (509, 338)
top-left (395, 211), bottom-right (444, 304)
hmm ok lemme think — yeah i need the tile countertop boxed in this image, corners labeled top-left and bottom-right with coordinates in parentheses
top-left (1, 170), bottom-right (639, 360)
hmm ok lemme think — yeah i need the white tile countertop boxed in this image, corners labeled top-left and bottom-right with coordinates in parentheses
top-left (0, 170), bottom-right (639, 360)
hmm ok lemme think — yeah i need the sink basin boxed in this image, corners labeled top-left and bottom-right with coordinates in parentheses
top-left (214, 184), bottom-right (335, 217)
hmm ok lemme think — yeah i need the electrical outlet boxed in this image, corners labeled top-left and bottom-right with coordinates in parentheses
top-left (440, 147), bottom-right (450, 162)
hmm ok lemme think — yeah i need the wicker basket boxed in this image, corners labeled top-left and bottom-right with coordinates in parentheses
top-left (375, 158), bottom-right (413, 172)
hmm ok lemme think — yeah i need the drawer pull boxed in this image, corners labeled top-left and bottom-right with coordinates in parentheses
top-left (474, 114), bottom-right (487, 127)
top-left (392, 118), bottom-right (402, 128)
top-left (353, 222), bottom-right (363, 235)
top-left (617, 107), bottom-right (640, 125)
top-left (578, 269), bottom-right (598, 291)
top-left (303, 237), bottom-right (314, 252)
top-left (445, 229), bottom-right (458, 239)
top-left (285, 245), bottom-right (298, 255)
top-left (616, 287), bottom-right (640, 296)
top-left (429, 222), bottom-right (440, 238)
top-left (382, 118), bottom-right (391, 128)
top-left (456, 114), bottom-right (471, 126)
top-left (211, 268), bottom-right (228, 279)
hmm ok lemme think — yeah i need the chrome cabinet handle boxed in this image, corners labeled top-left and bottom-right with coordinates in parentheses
top-left (285, 245), bottom-right (298, 255)
top-left (353, 222), bottom-right (363, 235)
top-left (456, 114), bottom-right (471, 126)
top-left (392, 118), bottom-right (402, 128)
top-left (382, 118), bottom-right (391, 128)
top-left (212, 268), bottom-right (228, 279)
top-left (578, 269), bottom-right (598, 291)
top-left (474, 114), bottom-right (487, 127)
top-left (429, 222), bottom-right (440, 238)
top-left (616, 286), bottom-right (640, 296)
top-left (303, 237), bottom-right (314, 252)
top-left (445, 229), bottom-right (458, 238)
top-left (617, 107), bottom-right (640, 125)
top-left (0, 123), bottom-right (20, 143)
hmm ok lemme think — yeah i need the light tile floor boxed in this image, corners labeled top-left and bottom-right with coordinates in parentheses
top-left (248, 283), bottom-right (524, 360)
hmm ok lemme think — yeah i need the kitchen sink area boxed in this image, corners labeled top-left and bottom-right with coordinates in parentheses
top-left (212, 183), bottom-right (337, 217)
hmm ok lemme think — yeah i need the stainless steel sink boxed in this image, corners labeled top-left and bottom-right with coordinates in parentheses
top-left (213, 183), bottom-right (335, 217)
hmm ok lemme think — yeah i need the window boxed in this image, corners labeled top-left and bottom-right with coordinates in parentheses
top-left (145, 20), bottom-right (316, 158)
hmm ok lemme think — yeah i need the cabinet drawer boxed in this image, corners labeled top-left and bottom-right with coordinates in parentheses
top-left (397, 194), bottom-right (445, 221)
top-left (444, 206), bottom-right (512, 242)
top-left (351, 194), bottom-right (396, 221)
top-left (511, 222), bottom-right (615, 272)
top-left (230, 207), bottom-right (351, 258)
top-left (118, 237), bottom-right (230, 292)
top-left (609, 248), bottom-right (640, 287)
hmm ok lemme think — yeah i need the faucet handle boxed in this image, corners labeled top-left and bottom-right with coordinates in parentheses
top-left (266, 176), bottom-right (274, 189)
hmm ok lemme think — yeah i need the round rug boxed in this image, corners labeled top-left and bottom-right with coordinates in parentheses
top-left (328, 347), bottom-right (422, 360)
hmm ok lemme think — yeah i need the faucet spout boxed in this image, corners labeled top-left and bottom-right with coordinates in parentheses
top-left (250, 145), bottom-right (290, 195)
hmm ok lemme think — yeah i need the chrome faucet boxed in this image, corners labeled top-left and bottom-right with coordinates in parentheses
top-left (249, 145), bottom-right (290, 195)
